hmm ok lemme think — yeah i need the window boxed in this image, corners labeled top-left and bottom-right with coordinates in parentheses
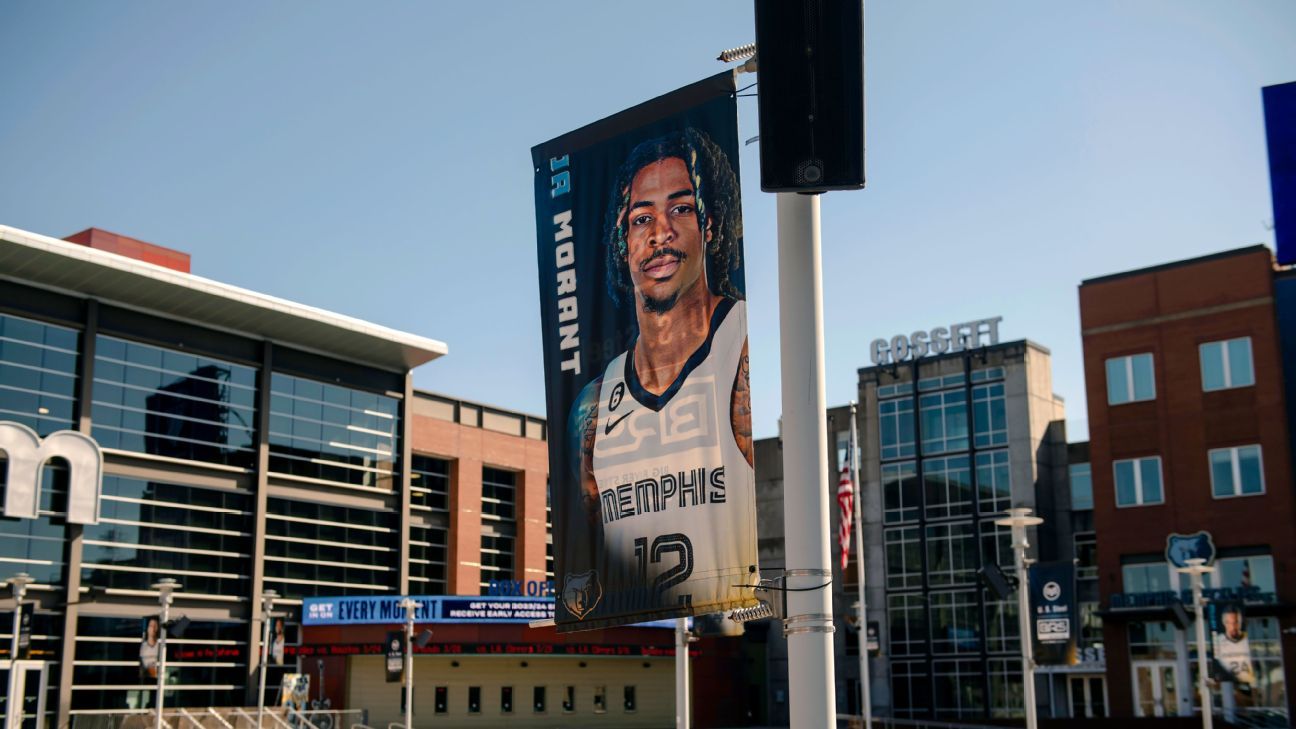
top-left (1074, 532), bottom-right (1097, 580)
top-left (976, 450), bottom-right (1011, 514)
top-left (263, 497), bottom-right (398, 599)
top-left (434, 686), bottom-right (447, 713)
top-left (930, 591), bottom-right (981, 654)
top-left (533, 686), bottom-right (546, 713)
top-left (924, 456), bottom-right (972, 520)
top-left (1128, 621), bottom-right (1177, 659)
top-left (920, 391), bottom-right (968, 454)
top-left (884, 527), bottom-right (922, 590)
top-left (0, 312), bottom-right (79, 436)
top-left (593, 685), bottom-right (607, 713)
top-left (1209, 445), bottom-right (1264, 498)
top-left (984, 596), bottom-right (1019, 654)
top-left (480, 467), bottom-right (518, 593)
top-left (501, 686), bottom-right (513, 713)
top-left (1106, 353), bottom-right (1155, 405)
top-left (624, 685), bottom-right (636, 712)
top-left (268, 372), bottom-right (399, 487)
top-left (882, 461), bottom-right (919, 524)
top-left (879, 398), bottom-right (916, 460)
top-left (891, 660), bottom-right (930, 719)
top-left (468, 686), bottom-right (481, 713)
top-left (93, 335), bottom-right (257, 467)
top-left (980, 520), bottom-right (1013, 570)
top-left (480, 533), bottom-right (515, 592)
top-left (1200, 337), bottom-right (1254, 391)
top-left (1079, 602), bottom-right (1103, 648)
top-left (410, 455), bottom-right (449, 511)
top-left (562, 686), bottom-right (575, 713)
top-left (1122, 562), bottom-right (1170, 594)
top-left (482, 467), bottom-right (517, 520)
top-left (926, 522), bottom-right (977, 586)
top-left (1114, 456), bottom-right (1163, 506)
top-left (1069, 463), bottom-right (1092, 510)
top-left (988, 658), bottom-right (1024, 718)
top-left (933, 658), bottom-right (985, 718)
top-left (1203, 555), bottom-right (1275, 593)
top-left (972, 383), bottom-right (1007, 448)
top-left (409, 523), bottom-right (448, 594)
top-left (887, 594), bottom-right (927, 657)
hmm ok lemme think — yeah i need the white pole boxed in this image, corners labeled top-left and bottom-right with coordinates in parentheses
top-left (675, 618), bottom-right (690, 729)
top-left (1179, 558), bottom-right (1215, 729)
top-left (848, 405), bottom-right (871, 729)
top-left (155, 594), bottom-right (170, 729)
top-left (404, 601), bottom-right (416, 729)
top-left (8, 577), bottom-right (26, 662)
top-left (258, 590), bottom-right (276, 728)
top-left (995, 509), bottom-right (1042, 729)
top-left (777, 191), bottom-right (836, 727)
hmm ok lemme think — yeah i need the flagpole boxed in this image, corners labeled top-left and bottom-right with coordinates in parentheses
top-left (849, 402), bottom-right (872, 729)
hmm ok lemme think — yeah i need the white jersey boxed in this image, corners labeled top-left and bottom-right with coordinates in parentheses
top-left (591, 298), bottom-right (757, 615)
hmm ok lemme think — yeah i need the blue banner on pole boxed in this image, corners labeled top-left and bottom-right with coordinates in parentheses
top-left (1028, 562), bottom-right (1077, 666)
top-left (1265, 81), bottom-right (1296, 265)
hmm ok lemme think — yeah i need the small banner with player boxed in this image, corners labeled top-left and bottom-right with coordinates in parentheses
top-left (532, 71), bottom-right (759, 632)
top-left (1211, 601), bottom-right (1255, 684)
top-left (385, 631), bottom-right (405, 683)
top-left (1029, 561), bottom-right (1077, 665)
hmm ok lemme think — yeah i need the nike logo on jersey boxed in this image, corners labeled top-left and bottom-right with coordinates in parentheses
top-left (604, 410), bottom-right (634, 435)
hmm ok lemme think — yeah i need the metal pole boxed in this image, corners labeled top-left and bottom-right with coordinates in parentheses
top-left (848, 405), bottom-right (871, 729)
top-left (258, 590), bottom-right (276, 728)
top-left (1180, 558), bottom-right (1215, 729)
top-left (155, 595), bottom-right (169, 729)
top-left (995, 509), bottom-right (1041, 729)
top-left (675, 618), bottom-right (690, 729)
top-left (777, 192), bottom-right (836, 727)
top-left (401, 599), bottom-right (417, 729)
top-left (9, 576), bottom-right (26, 662)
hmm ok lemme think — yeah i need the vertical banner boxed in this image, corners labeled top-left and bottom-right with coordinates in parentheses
top-left (532, 72), bottom-right (759, 632)
top-left (385, 631), bottom-right (405, 683)
top-left (1028, 562), bottom-right (1077, 666)
top-left (16, 602), bottom-right (32, 659)
top-left (1264, 81), bottom-right (1296, 265)
top-left (1211, 601), bottom-right (1255, 685)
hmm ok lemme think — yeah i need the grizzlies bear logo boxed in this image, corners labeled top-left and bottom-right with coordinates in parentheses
top-left (562, 570), bottom-right (603, 620)
top-left (1166, 531), bottom-right (1216, 569)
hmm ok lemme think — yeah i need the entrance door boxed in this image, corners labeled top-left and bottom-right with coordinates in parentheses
top-left (1068, 675), bottom-right (1108, 718)
top-left (1133, 661), bottom-right (1179, 717)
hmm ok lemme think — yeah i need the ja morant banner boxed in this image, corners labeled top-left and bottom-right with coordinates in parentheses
top-left (532, 72), bottom-right (759, 632)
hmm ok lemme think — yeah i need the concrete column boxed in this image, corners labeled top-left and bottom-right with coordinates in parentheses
top-left (244, 342), bottom-right (273, 706)
top-left (398, 374), bottom-right (414, 594)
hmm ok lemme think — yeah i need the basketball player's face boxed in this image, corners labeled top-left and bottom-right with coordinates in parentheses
top-left (624, 157), bottom-right (710, 313)
top-left (1223, 612), bottom-right (1243, 640)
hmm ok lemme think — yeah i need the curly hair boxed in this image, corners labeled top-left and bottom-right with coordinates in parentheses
top-left (603, 127), bottom-right (743, 308)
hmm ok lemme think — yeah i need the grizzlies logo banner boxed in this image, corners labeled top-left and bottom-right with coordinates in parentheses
top-left (532, 72), bottom-right (759, 632)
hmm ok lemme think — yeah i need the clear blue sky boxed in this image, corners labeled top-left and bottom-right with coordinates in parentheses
top-left (2, 1), bottom-right (1293, 441)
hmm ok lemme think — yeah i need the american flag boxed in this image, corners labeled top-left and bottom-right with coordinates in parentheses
top-left (837, 450), bottom-right (855, 571)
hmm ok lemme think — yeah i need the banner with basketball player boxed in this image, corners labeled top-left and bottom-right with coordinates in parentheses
top-left (532, 72), bottom-right (759, 632)
top-left (1211, 600), bottom-right (1255, 684)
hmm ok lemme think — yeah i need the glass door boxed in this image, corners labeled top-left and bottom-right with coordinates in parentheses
top-left (1068, 675), bottom-right (1108, 718)
top-left (1133, 661), bottom-right (1179, 717)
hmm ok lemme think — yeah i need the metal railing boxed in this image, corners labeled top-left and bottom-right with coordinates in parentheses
top-left (70, 708), bottom-right (366, 729)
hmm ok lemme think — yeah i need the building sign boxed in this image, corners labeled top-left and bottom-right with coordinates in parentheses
top-left (1109, 585), bottom-right (1275, 610)
top-left (303, 595), bottom-right (551, 626)
top-left (1029, 562), bottom-right (1077, 666)
top-left (869, 317), bottom-right (1003, 365)
top-left (486, 579), bottom-right (556, 597)
top-left (532, 72), bottom-right (759, 632)
top-left (1165, 531), bottom-right (1216, 568)
top-left (0, 422), bottom-right (103, 525)
top-left (286, 641), bottom-right (698, 659)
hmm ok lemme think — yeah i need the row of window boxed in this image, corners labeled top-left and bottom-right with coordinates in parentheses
top-left (885, 520), bottom-right (1012, 590)
top-left (882, 450), bottom-right (1011, 524)
top-left (1106, 336), bottom-right (1255, 406)
top-left (879, 381), bottom-right (1007, 461)
top-left (1086, 445), bottom-right (1265, 509)
top-left (419, 684), bottom-right (637, 715)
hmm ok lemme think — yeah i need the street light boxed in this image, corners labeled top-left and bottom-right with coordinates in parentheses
top-left (398, 598), bottom-right (421, 729)
top-left (152, 578), bottom-right (181, 729)
top-left (1177, 558), bottom-right (1216, 729)
top-left (994, 508), bottom-right (1044, 729)
top-left (8, 573), bottom-right (33, 662)
top-left (258, 589), bottom-right (278, 728)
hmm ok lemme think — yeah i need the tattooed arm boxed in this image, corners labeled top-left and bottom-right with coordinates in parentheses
top-left (568, 376), bottom-right (605, 532)
top-left (730, 339), bottom-right (754, 468)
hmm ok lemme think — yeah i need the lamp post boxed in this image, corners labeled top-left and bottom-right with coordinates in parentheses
top-left (8, 573), bottom-right (33, 663)
top-left (398, 598), bottom-right (420, 729)
top-left (152, 578), bottom-right (181, 729)
top-left (1177, 558), bottom-right (1216, 729)
top-left (257, 589), bottom-right (278, 728)
top-left (994, 508), bottom-right (1043, 729)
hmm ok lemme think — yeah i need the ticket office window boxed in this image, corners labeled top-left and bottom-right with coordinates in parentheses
top-left (467, 686), bottom-right (480, 714)
top-left (563, 686), bottom-right (575, 713)
top-left (533, 686), bottom-right (545, 713)
top-left (434, 686), bottom-right (447, 714)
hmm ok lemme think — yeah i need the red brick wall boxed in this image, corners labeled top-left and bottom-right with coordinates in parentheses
top-left (1080, 248), bottom-right (1296, 717)
top-left (410, 413), bottom-right (549, 595)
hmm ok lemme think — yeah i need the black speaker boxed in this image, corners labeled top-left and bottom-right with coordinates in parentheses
top-left (978, 564), bottom-right (1015, 600)
top-left (754, 0), bottom-right (865, 192)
